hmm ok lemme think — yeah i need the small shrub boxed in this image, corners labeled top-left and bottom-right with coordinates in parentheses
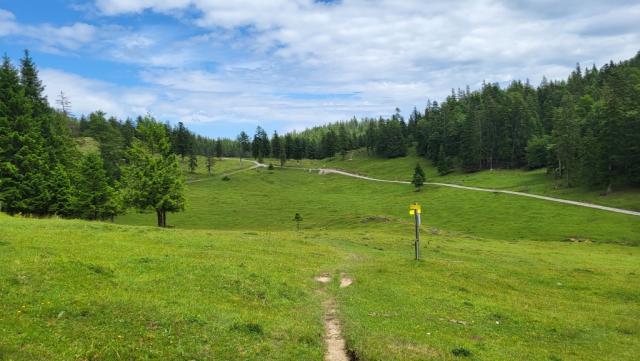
top-left (268, 163), bottom-right (275, 170)
top-left (222, 175), bottom-right (231, 181)
top-left (231, 322), bottom-right (263, 336)
top-left (452, 347), bottom-right (472, 357)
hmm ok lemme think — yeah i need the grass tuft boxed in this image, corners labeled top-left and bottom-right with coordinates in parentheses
top-left (231, 322), bottom-right (264, 336)
top-left (452, 347), bottom-right (472, 357)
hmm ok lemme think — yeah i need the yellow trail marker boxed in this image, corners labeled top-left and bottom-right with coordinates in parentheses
top-left (409, 203), bottom-right (422, 215)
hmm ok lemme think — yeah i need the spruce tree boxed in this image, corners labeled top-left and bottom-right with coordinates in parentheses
top-left (279, 138), bottom-right (286, 167)
top-left (271, 131), bottom-right (281, 160)
top-left (237, 131), bottom-right (250, 160)
top-left (0, 55), bottom-right (51, 215)
top-left (215, 138), bottom-right (223, 158)
top-left (74, 153), bottom-right (115, 220)
top-left (19, 50), bottom-right (47, 115)
top-left (188, 153), bottom-right (198, 173)
top-left (206, 154), bottom-right (214, 175)
top-left (123, 119), bottom-right (185, 227)
top-left (48, 164), bottom-right (75, 216)
top-left (412, 163), bottom-right (426, 191)
top-left (437, 145), bottom-right (452, 175)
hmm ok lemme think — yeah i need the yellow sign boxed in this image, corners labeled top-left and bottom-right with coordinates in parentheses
top-left (409, 203), bottom-right (422, 215)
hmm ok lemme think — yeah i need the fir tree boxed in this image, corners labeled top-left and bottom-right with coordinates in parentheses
top-left (124, 139), bottom-right (185, 227)
top-left (206, 154), bottom-right (214, 175)
top-left (74, 153), bottom-right (115, 220)
top-left (215, 138), bottom-right (223, 158)
top-left (412, 163), bottom-right (426, 191)
top-left (237, 131), bottom-right (250, 160)
top-left (188, 153), bottom-right (198, 173)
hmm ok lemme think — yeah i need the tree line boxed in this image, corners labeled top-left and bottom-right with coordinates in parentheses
top-left (264, 51), bottom-right (640, 191)
top-left (2, 50), bottom-right (638, 226)
top-left (0, 51), bottom-right (186, 226)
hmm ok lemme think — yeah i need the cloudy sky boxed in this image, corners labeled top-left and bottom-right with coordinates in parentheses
top-left (0, 0), bottom-right (638, 137)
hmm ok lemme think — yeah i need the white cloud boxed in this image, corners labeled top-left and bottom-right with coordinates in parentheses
top-left (40, 68), bottom-right (151, 119)
top-left (0, 9), bottom-right (18, 36)
top-left (0, 9), bottom-right (97, 52)
top-left (5, 1), bottom-right (640, 133)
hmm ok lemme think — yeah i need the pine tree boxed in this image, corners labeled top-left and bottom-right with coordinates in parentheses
top-left (188, 153), bottom-right (198, 173)
top-left (124, 138), bottom-right (185, 227)
top-left (48, 164), bottom-right (75, 216)
top-left (175, 122), bottom-right (192, 160)
top-left (215, 138), bottom-right (223, 158)
top-left (412, 163), bottom-right (425, 190)
top-left (74, 153), bottom-right (115, 220)
top-left (437, 145), bottom-right (452, 175)
top-left (0, 55), bottom-right (51, 215)
top-left (279, 138), bottom-right (286, 167)
top-left (271, 131), bottom-right (281, 161)
top-left (552, 94), bottom-right (581, 187)
top-left (237, 131), bottom-right (250, 160)
top-left (19, 50), bottom-right (47, 115)
top-left (206, 154), bottom-right (214, 175)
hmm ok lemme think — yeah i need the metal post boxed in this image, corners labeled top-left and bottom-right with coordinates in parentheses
top-left (414, 212), bottom-right (421, 260)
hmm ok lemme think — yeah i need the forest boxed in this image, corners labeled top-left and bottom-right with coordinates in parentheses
top-left (275, 52), bottom-right (640, 190)
top-left (1, 50), bottom-right (639, 223)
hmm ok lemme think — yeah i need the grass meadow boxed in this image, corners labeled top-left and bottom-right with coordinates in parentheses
top-left (2, 157), bottom-right (639, 360)
top-left (281, 148), bottom-right (640, 211)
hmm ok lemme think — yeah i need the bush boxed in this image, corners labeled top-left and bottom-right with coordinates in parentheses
top-left (268, 163), bottom-right (275, 170)
top-left (222, 176), bottom-right (231, 181)
top-left (451, 347), bottom-right (472, 357)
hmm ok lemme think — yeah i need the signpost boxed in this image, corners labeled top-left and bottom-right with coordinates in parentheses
top-left (409, 203), bottom-right (422, 260)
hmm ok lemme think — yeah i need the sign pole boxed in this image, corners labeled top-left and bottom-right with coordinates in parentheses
top-left (414, 211), bottom-right (420, 260)
top-left (410, 202), bottom-right (422, 260)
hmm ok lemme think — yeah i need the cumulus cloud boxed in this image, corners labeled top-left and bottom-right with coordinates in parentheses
top-left (4, 1), bottom-right (640, 133)
top-left (91, 1), bottom-right (640, 92)
top-left (0, 9), bottom-right (97, 52)
top-left (40, 68), bottom-right (154, 118)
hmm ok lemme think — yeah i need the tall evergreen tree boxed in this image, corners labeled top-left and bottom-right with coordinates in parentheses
top-left (412, 163), bottom-right (426, 191)
top-left (74, 153), bottom-right (117, 220)
top-left (237, 131), bottom-right (250, 160)
top-left (123, 119), bottom-right (185, 227)
top-left (188, 153), bottom-right (198, 173)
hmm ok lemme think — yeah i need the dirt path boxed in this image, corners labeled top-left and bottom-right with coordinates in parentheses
top-left (315, 274), bottom-right (353, 361)
top-left (316, 168), bottom-right (640, 217)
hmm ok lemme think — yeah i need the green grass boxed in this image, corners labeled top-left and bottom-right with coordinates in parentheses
top-left (118, 167), bottom-right (640, 244)
top-left (280, 148), bottom-right (640, 211)
top-left (2, 155), bottom-right (639, 360)
top-left (180, 156), bottom-right (255, 181)
top-left (0, 214), bottom-right (340, 360)
top-left (75, 137), bottom-right (100, 155)
top-left (338, 234), bottom-right (640, 361)
top-left (2, 210), bottom-right (639, 360)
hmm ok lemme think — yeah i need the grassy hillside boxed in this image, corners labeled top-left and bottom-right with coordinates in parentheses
top-left (118, 164), bottom-right (640, 244)
top-left (280, 148), bottom-right (640, 211)
top-left (2, 211), bottom-right (639, 360)
top-left (0, 214), bottom-right (337, 360)
top-left (3, 155), bottom-right (639, 360)
top-left (179, 156), bottom-right (255, 182)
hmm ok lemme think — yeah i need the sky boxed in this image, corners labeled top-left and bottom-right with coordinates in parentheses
top-left (0, 0), bottom-right (638, 138)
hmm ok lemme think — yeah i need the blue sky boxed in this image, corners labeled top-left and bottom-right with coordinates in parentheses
top-left (1, 0), bottom-right (639, 138)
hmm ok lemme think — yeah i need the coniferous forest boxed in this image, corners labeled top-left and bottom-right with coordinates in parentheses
top-left (272, 51), bottom-right (640, 190)
top-left (1, 50), bottom-right (639, 223)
